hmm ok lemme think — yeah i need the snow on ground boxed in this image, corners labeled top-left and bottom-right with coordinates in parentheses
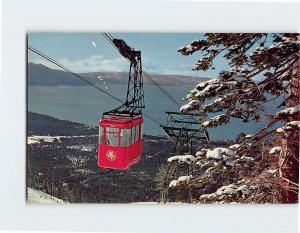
top-left (67, 155), bottom-right (88, 165)
top-left (67, 145), bottom-right (94, 152)
top-left (27, 135), bottom-right (63, 144)
top-left (27, 135), bottom-right (96, 146)
top-left (167, 155), bottom-right (196, 164)
top-left (81, 146), bottom-right (94, 151)
top-left (28, 138), bottom-right (39, 144)
top-left (75, 169), bottom-right (94, 175)
top-left (27, 188), bottom-right (68, 204)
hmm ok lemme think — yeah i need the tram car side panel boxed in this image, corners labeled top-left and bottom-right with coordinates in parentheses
top-left (98, 124), bottom-right (127, 170)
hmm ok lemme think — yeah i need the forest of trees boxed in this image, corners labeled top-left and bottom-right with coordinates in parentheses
top-left (156, 33), bottom-right (299, 204)
top-left (27, 112), bottom-right (176, 203)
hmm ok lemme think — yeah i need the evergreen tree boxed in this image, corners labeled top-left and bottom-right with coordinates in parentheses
top-left (171, 33), bottom-right (299, 203)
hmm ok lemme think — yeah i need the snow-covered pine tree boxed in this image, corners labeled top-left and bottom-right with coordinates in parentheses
top-left (174, 33), bottom-right (299, 203)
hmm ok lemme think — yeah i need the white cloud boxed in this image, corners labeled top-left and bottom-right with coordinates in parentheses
top-left (29, 54), bottom-right (205, 77)
top-left (30, 55), bottom-right (129, 73)
top-left (144, 62), bottom-right (203, 77)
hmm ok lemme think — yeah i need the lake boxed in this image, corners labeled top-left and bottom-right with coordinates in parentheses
top-left (28, 84), bottom-right (270, 140)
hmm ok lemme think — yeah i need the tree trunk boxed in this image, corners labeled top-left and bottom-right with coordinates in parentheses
top-left (279, 56), bottom-right (299, 203)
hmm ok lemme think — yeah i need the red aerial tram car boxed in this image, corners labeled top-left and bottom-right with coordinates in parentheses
top-left (98, 114), bottom-right (143, 171)
top-left (98, 37), bottom-right (144, 171)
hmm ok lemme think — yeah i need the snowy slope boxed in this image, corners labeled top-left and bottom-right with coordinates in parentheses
top-left (27, 188), bottom-right (68, 204)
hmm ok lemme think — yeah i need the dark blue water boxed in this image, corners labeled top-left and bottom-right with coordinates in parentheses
top-left (28, 84), bottom-right (270, 140)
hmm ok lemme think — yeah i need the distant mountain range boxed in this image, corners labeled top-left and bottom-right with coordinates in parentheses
top-left (28, 63), bottom-right (209, 86)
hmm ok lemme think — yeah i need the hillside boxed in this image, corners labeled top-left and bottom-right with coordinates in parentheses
top-left (26, 112), bottom-right (176, 203)
top-left (28, 62), bottom-right (209, 86)
top-left (28, 63), bottom-right (83, 86)
top-left (27, 112), bottom-right (97, 136)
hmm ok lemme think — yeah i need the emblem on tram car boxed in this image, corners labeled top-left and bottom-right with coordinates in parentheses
top-left (106, 150), bottom-right (117, 161)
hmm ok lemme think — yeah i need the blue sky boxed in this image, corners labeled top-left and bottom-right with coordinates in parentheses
top-left (28, 33), bottom-right (229, 78)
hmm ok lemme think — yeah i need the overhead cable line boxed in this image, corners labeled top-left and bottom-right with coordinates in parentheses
top-left (28, 45), bottom-right (123, 103)
top-left (27, 45), bottom-right (162, 126)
